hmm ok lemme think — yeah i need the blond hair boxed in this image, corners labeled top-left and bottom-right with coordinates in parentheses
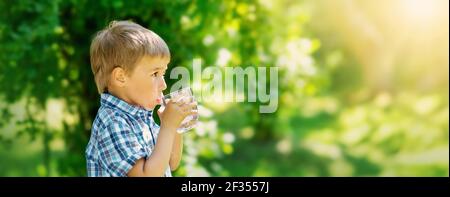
top-left (90, 20), bottom-right (170, 94)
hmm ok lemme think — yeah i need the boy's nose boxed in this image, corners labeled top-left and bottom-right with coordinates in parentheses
top-left (160, 78), bottom-right (167, 91)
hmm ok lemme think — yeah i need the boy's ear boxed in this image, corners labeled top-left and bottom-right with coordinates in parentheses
top-left (111, 67), bottom-right (127, 87)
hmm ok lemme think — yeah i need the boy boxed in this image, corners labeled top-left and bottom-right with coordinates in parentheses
top-left (85, 20), bottom-right (196, 177)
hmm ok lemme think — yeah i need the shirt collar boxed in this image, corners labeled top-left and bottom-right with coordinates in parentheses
top-left (100, 93), bottom-right (153, 118)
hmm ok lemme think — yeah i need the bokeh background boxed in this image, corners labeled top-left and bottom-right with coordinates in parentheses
top-left (0, 0), bottom-right (448, 176)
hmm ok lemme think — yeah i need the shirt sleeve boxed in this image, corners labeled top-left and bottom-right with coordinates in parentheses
top-left (151, 117), bottom-right (161, 136)
top-left (97, 116), bottom-right (147, 177)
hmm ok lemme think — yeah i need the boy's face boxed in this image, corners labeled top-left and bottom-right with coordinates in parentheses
top-left (123, 56), bottom-right (168, 110)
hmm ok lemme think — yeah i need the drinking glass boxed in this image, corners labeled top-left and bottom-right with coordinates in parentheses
top-left (161, 87), bottom-right (198, 133)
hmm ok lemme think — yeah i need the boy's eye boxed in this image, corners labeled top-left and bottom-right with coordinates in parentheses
top-left (151, 72), bottom-right (165, 77)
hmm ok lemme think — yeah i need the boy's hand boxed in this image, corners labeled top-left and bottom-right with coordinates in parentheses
top-left (158, 96), bottom-right (197, 132)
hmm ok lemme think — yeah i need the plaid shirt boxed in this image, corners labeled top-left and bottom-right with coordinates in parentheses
top-left (86, 93), bottom-right (172, 177)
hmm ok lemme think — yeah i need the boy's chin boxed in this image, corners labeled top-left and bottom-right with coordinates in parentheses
top-left (142, 103), bottom-right (156, 111)
top-left (143, 105), bottom-right (155, 111)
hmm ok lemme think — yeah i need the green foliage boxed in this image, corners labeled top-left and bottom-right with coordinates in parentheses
top-left (0, 0), bottom-right (448, 176)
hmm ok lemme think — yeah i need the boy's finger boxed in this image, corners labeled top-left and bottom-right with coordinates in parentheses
top-left (157, 106), bottom-right (165, 116)
top-left (180, 102), bottom-right (194, 112)
top-left (187, 102), bottom-right (198, 110)
top-left (188, 109), bottom-right (198, 116)
top-left (175, 95), bottom-right (190, 105)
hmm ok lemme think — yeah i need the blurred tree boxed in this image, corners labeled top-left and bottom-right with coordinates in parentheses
top-left (0, 0), bottom-right (448, 177)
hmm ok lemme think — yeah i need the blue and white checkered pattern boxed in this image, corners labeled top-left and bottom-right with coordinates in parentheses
top-left (86, 93), bottom-right (172, 177)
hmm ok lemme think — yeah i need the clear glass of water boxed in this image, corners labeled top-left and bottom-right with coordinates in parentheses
top-left (161, 87), bottom-right (198, 133)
